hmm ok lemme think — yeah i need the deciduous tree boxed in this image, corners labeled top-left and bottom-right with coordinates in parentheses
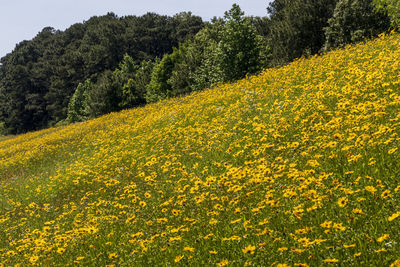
top-left (325, 0), bottom-right (390, 49)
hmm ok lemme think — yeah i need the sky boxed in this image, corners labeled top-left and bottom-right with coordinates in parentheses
top-left (0, 0), bottom-right (271, 58)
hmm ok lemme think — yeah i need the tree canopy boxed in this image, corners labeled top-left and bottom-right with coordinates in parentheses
top-left (267, 0), bottom-right (338, 65)
top-left (0, 12), bottom-right (203, 134)
top-left (373, 0), bottom-right (400, 28)
top-left (325, 0), bottom-right (390, 49)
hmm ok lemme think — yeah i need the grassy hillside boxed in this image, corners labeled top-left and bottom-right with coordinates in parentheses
top-left (1, 32), bottom-right (400, 266)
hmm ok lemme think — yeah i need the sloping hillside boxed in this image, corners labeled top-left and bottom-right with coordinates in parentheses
top-left (1, 32), bottom-right (400, 266)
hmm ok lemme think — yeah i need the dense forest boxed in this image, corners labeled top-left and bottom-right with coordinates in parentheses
top-left (0, 0), bottom-right (398, 134)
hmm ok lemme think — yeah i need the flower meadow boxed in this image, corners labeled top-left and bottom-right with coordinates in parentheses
top-left (1, 32), bottom-right (400, 266)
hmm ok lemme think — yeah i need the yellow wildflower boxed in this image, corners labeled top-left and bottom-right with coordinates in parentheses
top-left (377, 234), bottom-right (389, 242)
top-left (109, 253), bottom-right (118, 259)
top-left (217, 259), bottom-right (229, 266)
top-left (388, 211), bottom-right (400, 222)
top-left (323, 258), bottom-right (339, 263)
top-left (337, 197), bottom-right (348, 207)
top-left (184, 247), bottom-right (195, 253)
top-left (174, 255), bottom-right (184, 263)
top-left (242, 245), bottom-right (256, 254)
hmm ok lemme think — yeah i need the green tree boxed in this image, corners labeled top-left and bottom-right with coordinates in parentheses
top-left (171, 12), bottom-right (205, 43)
top-left (0, 121), bottom-right (6, 136)
top-left (166, 43), bottom-right (195, 97)
top-left (191, 41), bottom-right (224, 92)
top-left (0, 33), bottom-right (53, 134)
top-left (187, 18), bottom-right (225, 92)
top-left (145, 5), bottom-right (269, 102)
top-left (115, 55), bottom-right (155, 108)
top-left (66, 79), bottom-right (92, 123)
top-left (145, 19), bottom-right (225, 102)
top-left (325, 0), bottom-right (391, 49)
top-left (219, 4), bottom-right (264, 81)
top-left (145, 52), bottom-right (179, 102)
top-left (0, 64), bottom-right (31, 134)
top-left (267, 0), bottom-right (337, 65)
top-left (87, 70), bottom-right (122, 117)
top-left (374, 0), bottom-right (400, 28)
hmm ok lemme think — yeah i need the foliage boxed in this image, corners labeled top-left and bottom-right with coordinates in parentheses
top-left (248, 16), bottom-right (271, 38)
top-left (66, 79), bottom-right (92, 123)
top-left (219, 4), bottom-right (264, 81)
top-left (187, 18), bottom-right (225, 92)
top-left (0, 121), bottom-right (5, 136)
top-left (267, 0), bottom-right (338, 65)
top-left (171, 12), bottom-right (206, 43)
top-left (158, 20), bottom-right (225, 99)
top-left (325, 0), bottom-right (391, 49)
top-left (146, 5), bottom-right (269, 102)
top-left (114, 55), bottom-right (154, 109)
top-left (87, 70), bottom-right (122, 117)
top-left (145, 50), bottom-right (180, 102)
top-left (1, 32), bottom-right (400, 266)
top-left (374, 0), bottom-right (400, 28)
top-left (70, 54), bottom-right (154, 120)
top-left (0, 12), bottom-right (204, 133)
top-left (166, 42), bottom-right (198, 97)
top-left (191, 40), bottom-right (225, 92)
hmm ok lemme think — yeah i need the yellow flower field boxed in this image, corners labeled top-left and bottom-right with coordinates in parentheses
top-left (1, 32), bottom-right (400, 266)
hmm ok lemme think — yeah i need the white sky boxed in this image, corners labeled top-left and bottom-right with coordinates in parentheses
top-left (0, 0), bottom-right (271, 58)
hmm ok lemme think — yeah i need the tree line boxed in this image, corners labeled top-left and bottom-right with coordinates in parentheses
top-left (0, 12), bottom-right (204, 134)
top-left (0, 0), bottom-right (398, 134)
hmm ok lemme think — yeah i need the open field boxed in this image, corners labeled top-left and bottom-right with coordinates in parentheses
top-left (1, 32), bottom-right (400, 266)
